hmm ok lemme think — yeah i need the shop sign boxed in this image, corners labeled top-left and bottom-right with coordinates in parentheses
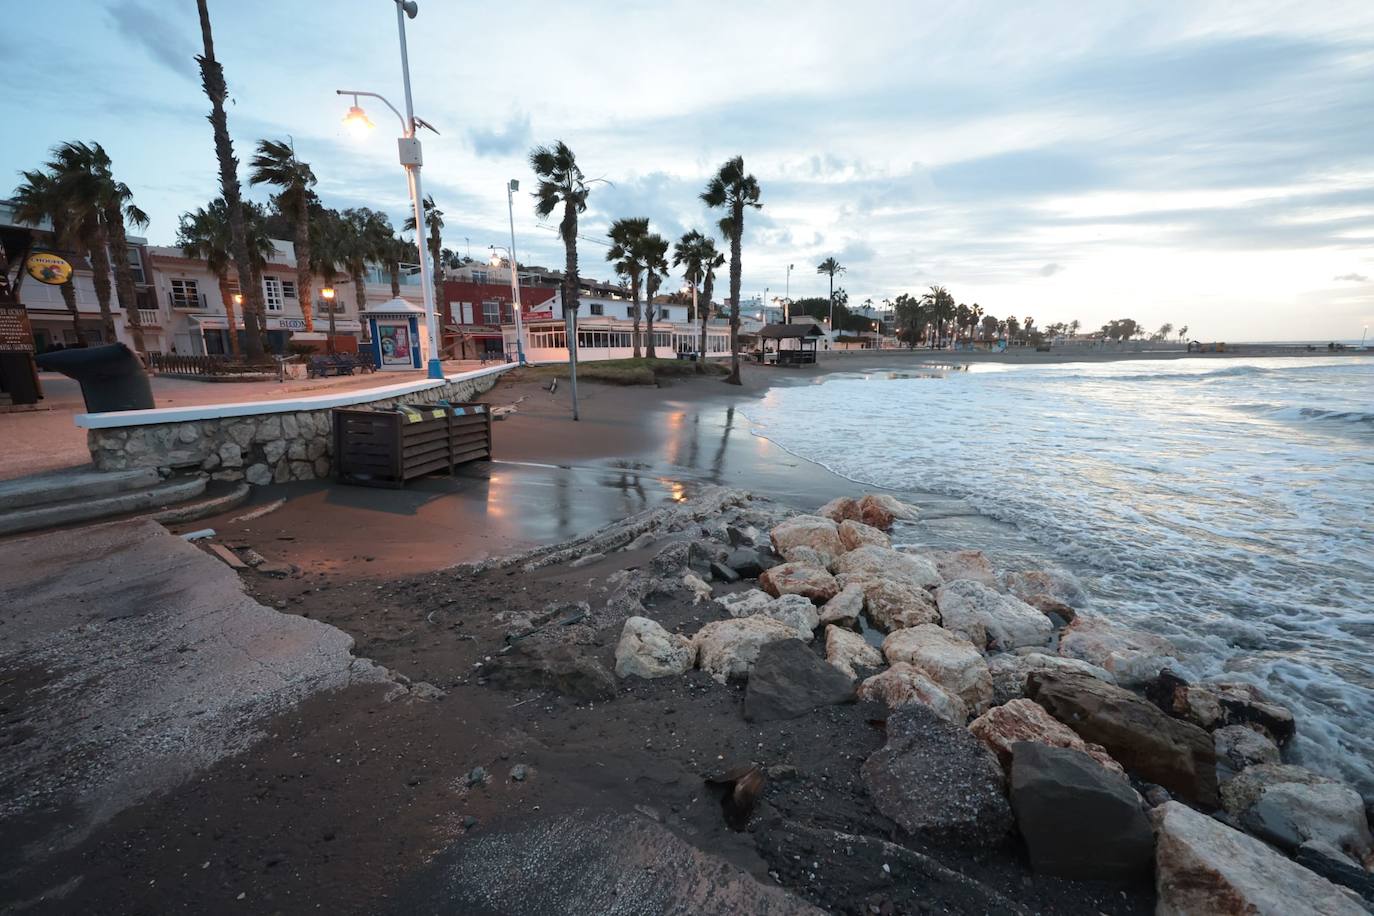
top-left (0, 306), bottom-right (36, 352)
top-left (24, 252), bottom-right (74, 286)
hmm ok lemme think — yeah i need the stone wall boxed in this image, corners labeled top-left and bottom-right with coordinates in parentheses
top-left (87, 371), bottom-right (506, 486)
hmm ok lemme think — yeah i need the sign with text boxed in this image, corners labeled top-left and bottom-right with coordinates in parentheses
top-left (0, 307), bottom-right (36, 352)
top-left (24, 252), bottom-right (73, 286)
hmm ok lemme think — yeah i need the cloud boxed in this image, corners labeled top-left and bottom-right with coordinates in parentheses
top-left (467, 113), bottom-right (533, 158)
top-left (1333, 272), bottom-right (1369, 282)
top-left (107, 0), bottom-right (195, 78)
top-left (1039, 263), bottom-right (1064, 277)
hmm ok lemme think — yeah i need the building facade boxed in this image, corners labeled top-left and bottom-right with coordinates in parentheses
top-left (507, 290), bottom-right (731, 363)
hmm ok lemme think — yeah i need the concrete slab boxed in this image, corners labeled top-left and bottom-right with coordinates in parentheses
top-left (0, 467), bottom-right (160, 511)
top-left (0, 520), bottom-right (388, 867)
top-left (0, 475), bottom-right (208, 536)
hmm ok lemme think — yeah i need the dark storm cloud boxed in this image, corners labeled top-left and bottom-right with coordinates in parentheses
top-left (107, 0), bottom-right (197, 79)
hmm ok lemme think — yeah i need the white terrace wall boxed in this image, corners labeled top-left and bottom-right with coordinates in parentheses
top-left (81, 367), bottom-right (510, 486)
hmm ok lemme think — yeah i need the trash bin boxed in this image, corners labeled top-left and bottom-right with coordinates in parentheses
top-left (36, 343), bottom-right (155, 413)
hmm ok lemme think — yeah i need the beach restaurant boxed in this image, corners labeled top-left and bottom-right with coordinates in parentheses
top-left (755, 323), bottom-right (823, 365)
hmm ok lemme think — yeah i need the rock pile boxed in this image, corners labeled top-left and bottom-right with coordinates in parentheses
top-left (601, 490), bottom-right (1371, 904)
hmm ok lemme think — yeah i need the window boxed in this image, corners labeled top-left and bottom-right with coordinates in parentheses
top-left (126, 247), bottom-right (146, 284)
top-left (471, 270), bottom-right (488, 284)
top-left (589, 303), bottom-right (604, 316)
top-left (281, 280), bottom-right (297, 300)
top-left (482, 300), bottom-right (501, 325)
top-left (169, 278), bottom-right (200, 309)
top-left (459, 302), bottom-right (474, 324)
top-left (658, 308), bottom-right (670, 320)
top-left (263, 277), bottom-right (284, 312)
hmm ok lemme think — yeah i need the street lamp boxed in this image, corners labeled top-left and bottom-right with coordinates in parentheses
top-left (489, 242), bottom-right (524, 365)
top-left (231, 292), bottom-right (243, 353)
top-left (785, 263), bottom-right (793, 321)
top-left (505, 179), bottom-right (526, 365)
top-left (336, 0), bottom-right (443, 380)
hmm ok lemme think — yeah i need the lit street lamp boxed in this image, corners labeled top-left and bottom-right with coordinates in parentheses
top-left (336, 0), bottom-right (443, 379)
top-left (320, 286), bottom-right (336, 352)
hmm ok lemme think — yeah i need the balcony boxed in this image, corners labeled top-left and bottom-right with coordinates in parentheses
top-left (168, 291), bottom-right (207, 311)
top-left (136, 309), bottom-right (161, 327)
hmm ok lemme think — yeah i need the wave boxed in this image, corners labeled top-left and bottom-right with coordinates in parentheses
top-left (1281, 406), bottom-right (1374, 426)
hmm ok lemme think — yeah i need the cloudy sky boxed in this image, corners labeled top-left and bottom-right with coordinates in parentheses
top-left (5, 0), bottom-right (1374, 340)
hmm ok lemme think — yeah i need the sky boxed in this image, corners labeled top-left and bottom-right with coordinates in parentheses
top-left (4, 0), bottom-right (1374, 341)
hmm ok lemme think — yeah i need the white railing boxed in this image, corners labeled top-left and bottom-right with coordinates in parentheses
top-left (137, 309), bottom-right (160, 326)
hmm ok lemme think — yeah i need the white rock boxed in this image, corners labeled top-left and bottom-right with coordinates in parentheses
top-left (781, 545), bottom-right (832, 570)
top-left (759, 562), bottom-right (840, 604)
top-left (615, 616), bottom-right (696, 679)
top-left (834, 545), bottom-right (941, 591)
top-left (918, 549), bottom-right (998, 587)
top-left (1003, 568), bottom-right (1087, 607)
top-left (849, 578), bottom-right (940, 632)
top-left (1058, 617), bottom-right (1181, 687)
top-left (769, 515), bottom-right (845, 564)
top-left (245, 463), bottom-right (272, 486)
top-left (819, 583), bottom-right (864, 627)
top-left (693, 616), bottom-right (803, 683)
top-left (837, 519), bottom-right (891, 551)
top-left (882, 624), bottom-right (994, 715)
top-left (857, 662), bottom-right (969, 724)
top-left (935, 579), bottom-right (1054, 651)
top-left (717, 589), bottom-right (774, 617)
top-left (759, 594), bottom-right (820, 638)
top-left (1222, 764), bottom-right (1374, 871)
top-left (1152, 801), bottom-right (1367, 916)
top-left (681, 571), bottom-right (713, 604)
top-left (825, 625), bottom-right (883, 680)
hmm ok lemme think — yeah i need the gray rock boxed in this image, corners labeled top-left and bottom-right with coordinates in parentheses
top-left (1294, 841), bottom-right (1374, 903)
top-left (217, 442), bottom-right (243, 468)
top-left (1215, 724), bottom-right (1280, 778)
top-left (1010, 742), bottom-right (1153, 882)
top-left (306, 438), bottom-right (328, 461)
top-left (724, 548), bottom-right (764, 578)
top-left (509, 764), bottom-right (528, 782)
top-left (466, 766), bottom-right (488, 786)
top-left (257, 416), bottom-right (282, 440)
top-left (273, 460), bottom-right (291, 485)
top-left (288, 440), bottom-right (308, 461)
top-left (485, 642), bottom-right (617, 700)
top-left (289, 460), bottom-right (314, 481)
top-left (709, 560), bottom-right (741, 583)
top-left (263, 439), bottom-right (287, 465)
top-left (743, 639), bottom-right (855, 722)
top-left (313, 457), bottom-right (330, 478)
top-left (861, 705), bottom-right (1012, 848)
top-left (245, 463), bottom-right (272, 486)
top-left (1225, 764), bottom-right (1374, 871)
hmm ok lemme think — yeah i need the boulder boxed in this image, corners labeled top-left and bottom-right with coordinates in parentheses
top-left (1214, 725), bottom-right (1281, 777)
top-left (969, 698), bottom-right (1125, 777)
top-left (987, 652), bottom-right (1117, 706)
top-left (709, 560), bottom-right (741, 584)
top-left (1002, 568), bottom-right (1086, 607)
top-left (717, 589), bottom-right (774, 618)
top-left (759, 562), bottom-right (840, 604)
top-left (1057, 617), bottom-right (1180, 688)
top-left (1147, 670), bottom-right (1296, 745)
top-left (651, 540), bottom-right (716, 577)
top-left (851, 579), bottom-right (940, 632)
top-left (935, 579), bottom-right (1054, 651)
top-left (1026, 670), bottom-right (1219, 808)
top-left (485, 642), bottom-right (617, 700)
top-left (1022, 593), bottom-right (1076, 626)
top-left (816, 496), bottom-right (861, 523)
top-left (781, 545), bottom-right (831, 570)
top-left (693, 616), bottom-right (802, 683)
top-left (723, 547), bottom-right (772, 578)
top-left (824, 625), bottom-right (883, 680)
top-left (857, 493), bottom-right (919, 530)
top-left (882, 624), bottom-right (994, 715)
top-left (681, 571), bottom-right (713, 604)
top-left (769, 515), bottom-right (845, 565)
top-left (1152, 801), bottom-right (1367, 916)
top-left (743, 639), bottom-right (856, 722)
top-left (1010, 742), bottom-right (1153, 882)
top-left (920, 549), bottom-right (999, 587)
top-left (1294, 841), bottom-right (1374, 904)
top-left (837, 519), bottom-right (890, 551)
top-left (834, 545), bottom-right (941, 591)
top-left (861, 705), bottom-right (1011, 848)
top-left (1222, 764), bottom-right (1374, 871)
top-left (858, 662), bottom-right (969, 724)
top-left (758, 594), bottom-right (821, 638)
top-left (614, 616), bottom-right (696, 679)
top-left (818, 583), bottom-right (864, 627)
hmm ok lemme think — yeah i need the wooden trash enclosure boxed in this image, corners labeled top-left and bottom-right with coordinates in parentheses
top-left (333, 402), bottom-right (492, 488)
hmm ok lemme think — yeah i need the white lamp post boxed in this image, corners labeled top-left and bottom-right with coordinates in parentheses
top-left (336, 0), bottom-right (443, 379)
top-left (489, 243), bottom-right (524, 365)
top-left (784, 263), bottom-right (793, 322)
top-left (505, 179), bottom-right (526, 365)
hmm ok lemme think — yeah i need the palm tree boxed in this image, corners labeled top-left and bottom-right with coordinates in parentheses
top-left (177, 198), bottom-right (275, 355)
top-left (382, 233), bottom-right (408, 297)
top-left (195, 0), bottom-right (265, 360)
top-left (606, 217), bottom-right (649, 358)
top-left (530, 140), bottom-right (590, 420)
top-left (969, 303), bottom-right (984, 342)
top-left (1178, 324), bottom-right (1189, 342)
top-left (11, 168), bottom-right (88, 345)
top-left (673, 230), bottom-right (724, 373)
top-left (920, 285), bottom-right (954, 347)
top-left (339, 208), bottom-right (394, 317)
top-left (403, 195), bottom-right (445, 324)
top-left (816, 257), bottom-right (845, 330)
top-left (249, 138), bottom-right (317, 334)
top-left (701, 156), bottom-right (761, 385)
top-left (640, 232), bottom-right (670, 359)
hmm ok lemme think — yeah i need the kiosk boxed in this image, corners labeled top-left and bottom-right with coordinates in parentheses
top-left (362, 298), bottom-right (431, 372)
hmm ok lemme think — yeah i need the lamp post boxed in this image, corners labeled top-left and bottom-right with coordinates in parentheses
top-left (785, 263), bottom-right (793, 321)
top-left (489, 243), bottom-right (524, 365)
top-left (320, 287), bottom-right (336, 353)
top-left (229, 292), bottom-right (243, 356)
top-left (505, 179), bottom-right (526, 365)
top-left (336, 0), bottom-right (442, 379)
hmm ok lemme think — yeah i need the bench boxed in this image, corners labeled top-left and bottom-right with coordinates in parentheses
top-left (308, 354), bottom-right (357, 378)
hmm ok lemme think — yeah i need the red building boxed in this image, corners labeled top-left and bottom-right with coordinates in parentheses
top-left (441, 280), bottom-right (557, 359)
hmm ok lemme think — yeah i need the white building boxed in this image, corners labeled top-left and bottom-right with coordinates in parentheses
top-left (507, 291), bottom-right (731, 362)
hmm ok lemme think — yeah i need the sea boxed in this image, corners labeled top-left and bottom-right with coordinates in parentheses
top-left (742, 357), bottom-right (1374, 793)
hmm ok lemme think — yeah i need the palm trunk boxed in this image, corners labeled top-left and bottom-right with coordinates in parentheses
top-left (828, 273), bottom-right (834, 331)
top-left (86, 233), bottom-right (117, 343)
top-left (295, 197), bottom-right (313, 333)
top-left (350, 269), bottom-right (367, 341)
top-left (216, 272), bottom-right (240, 356)
top-left (388, 257), bottom-right (401, 297)
top-left (726, 204), bottom-right (743, 385)
top-left (57, 279), bottom-right (84, 345)
top-left (697, 273), bottom-right (714, 375)
top-left (196, 0), bottom-right (265, 362)
top-left (562, 205), bottom-right (580, 421)
top-left (631, 275), bottom-right (642, 359)
top-left (429, 232), bottom-right (443, 318)
top-left (645, 276), bottom-right (656, 360)
top-left (103, 209), bottom-right (146, 352)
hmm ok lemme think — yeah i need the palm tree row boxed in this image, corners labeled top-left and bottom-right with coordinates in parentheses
top-left (11, 141), bottom-right (150, 351)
